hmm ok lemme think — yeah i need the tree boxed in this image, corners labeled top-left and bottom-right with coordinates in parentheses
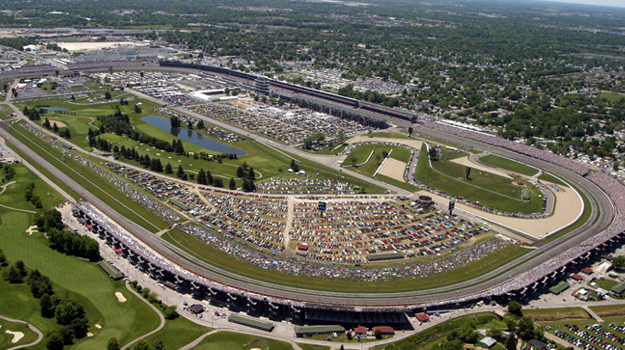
top-left (508, 301), bottom-right (523, 317)
top-left (15, 260), bottom-right (27, 277)
top-left (46, 332), bottom-right (65, 350)
top-left (374, 329), bottom-right (382, 339)
top-left (505, 335), bottom-right (518, 350)
top-left (429, 147), bottom-right (438, 159)
top-left (53, 123), bottom-right (59, 132)
top-left (133, 340), bottom-right (151, 350)
top-left (165, 163), bottom-right (173, 174)
top-left (613, 256), bottom-right (625, 269)
top-left (518, 317), bottom-right (537, 340)
top-left (229, 178), bottom-right (236, 190)
top-left (55, 299), bottom-right (85, 325)
top-left (236, 166), bottom-right (244, 178)
top-left (177, 165), bottom-right (185, 178)
top-left (337, 130), bottom-right (346, 144)
top-left (290, 159), bottom-right (299, 172)
top-left (197, 168), bottom-right (207, 185)
top-left (163, 306), bottom-right (178, 320)
top-left (614, 161), bottom-right (620, 172)
top-left (40, 293), bottom-right (58, 318)
top-left (206, 170), bottom-right (213, 185)
top-left (197, 120), bottom-right (205, 130)
top-left (152, 340), bottom-right (166, 350)
top-left (104, 91), bottom-right (112, 100)
top-left (4, 265), bottom-right (23, 283)
top-left (107, 338), bottom-right (121, 350)
top-left (0, 249), bottom-right (6, 266)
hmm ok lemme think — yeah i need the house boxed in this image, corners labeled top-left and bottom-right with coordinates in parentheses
top-left (372, 326), bottom-right (394, 335)
top-left (416, 313), bottom-right (430, 322)
top-left (479, 337), bottom-right (497, 348)
top-left (582, 267), bottom-right (593, 274)
top-left (354, 326), bottom-right (367, 335)
top-left (571, 274), bottom-right (583, 281)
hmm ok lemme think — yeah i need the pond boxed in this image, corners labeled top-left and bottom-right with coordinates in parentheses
top-left (141, 115), bottom-right (246, 156)
top-left (38, 106), bottom-right (69, 112)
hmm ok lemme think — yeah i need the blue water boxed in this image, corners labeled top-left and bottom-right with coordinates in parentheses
top-left (39, 106), bottom-right (69, 112)
top-left (141, 115), bottom-right (246, 156)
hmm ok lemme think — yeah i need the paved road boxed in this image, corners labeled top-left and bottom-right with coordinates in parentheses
top-left (0, 315), bottom-right (43, 350)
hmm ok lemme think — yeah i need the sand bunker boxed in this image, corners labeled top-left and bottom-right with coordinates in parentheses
top-left (5, 330), bottom-right (24, 344)
top-left (86, 332), bottom-right (94, 337)
top-left (25, 225), bottom-right (38, 235)
top-left (115, 292), bottom-right (126, 303)
top-left (94, 324), bottom-right (102, 329)
top-left (378, 158), bottom-right (407, 181)
top-left (44, 120), bottom-right (68, 128)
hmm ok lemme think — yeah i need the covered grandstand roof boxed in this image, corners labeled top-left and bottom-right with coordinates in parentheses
top-left (227, 314), bottom-right (274, 332)
top-left (295, 325), bottom-right (345, 336)
top-left (98, 260), bottom-right (123, 280)
top-left (549, 281), bottom-right (570, 295)
top-left (611, 281), bottom-right (625, 295)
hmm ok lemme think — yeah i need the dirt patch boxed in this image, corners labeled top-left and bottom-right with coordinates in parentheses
top-left (378, 158), bottom-right (407, 181)
top-left (43, 120), bottom-right (68, 128)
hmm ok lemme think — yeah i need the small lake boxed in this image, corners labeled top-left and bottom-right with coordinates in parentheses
top-left (141, 115), bottom-right (246, 156)
top-left (39, 106), bottom-right (69, 112)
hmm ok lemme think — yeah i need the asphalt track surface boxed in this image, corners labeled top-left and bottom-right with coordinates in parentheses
top-left (0, 71), bottom-right (615, 307)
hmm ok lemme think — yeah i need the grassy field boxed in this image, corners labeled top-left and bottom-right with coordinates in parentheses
top-left (16, 97), bottom-right (383, 193)
top-left (343, 144), bottom-right (412, 182)
top-left (478, 154), bottom-right (538, 177)
top-left (0, 167), bottom-right (162, 349)
top-left (538, 173), bottom-right (567, 186)
top-left (0, 163), bottom-right (66, 210)
top-left (141, 316), bottom-right (209, 350)
top-left (523, 307), bottom-right (589, 321)
top-left (163, 228), bottom-right (526, 293)
top-left (7, 122), bottom-right (170, 232)
top-left (600, 92), bottom-right (625, 102)
top-left (191, 331), bottom-right (294, 350)
top-left (415, 145), bottom-right (544, 214)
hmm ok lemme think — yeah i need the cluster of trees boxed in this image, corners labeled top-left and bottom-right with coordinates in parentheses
top-left (34, 208), bottom-right (64, 232)
top-left (196, 168), bottom-right (214, 185)
top-left (48, 228), bottom-right (100, 261)
top-left (107, 338), bottom-right (168, 350)
top-left (302, 132), bottom-right (327, 150)
top-left (96, 110), bottom-right (132, 135)
top-left (236, 162), bottom-right (255, 180)
top-left (170, 116), bottom-right (181, 128)
top-left (24, 182), bottom-right (43, 208)
top-left (2, 258), bottom-right (27, 284)
top-left (42, 118), bottom-right (71, 139)
top-left (22, 106), bottom-right (43, 121)
top-left (338, 84), bottom-right (399, 108)
top-left (130, 280), bottom-right (179, 320)
top-left (1, 163), bottom-right (14, 182)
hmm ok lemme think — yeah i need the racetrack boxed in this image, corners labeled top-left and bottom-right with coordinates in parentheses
top-left (0, 116), bottom-right (614, 308)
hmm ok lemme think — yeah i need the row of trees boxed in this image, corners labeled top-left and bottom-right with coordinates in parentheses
top-left (24, 182), bottom-right (43, 208)
top-left (48, 228), bottom-right (100, 261)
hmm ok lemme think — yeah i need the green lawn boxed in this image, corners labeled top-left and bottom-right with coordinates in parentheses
top-left (191, 331), bottom-right (294, 350)
top-left (0, 163), bottom-right (65, 211)
top-left (600, 92), bottom-right (625, 102)
top-left (344, 144), bottom-right (411, 178)
top-left (0, 169), bottom-right (162, 349)
top-left (7, 122), bottom-right (169, 232)
top-left (538, 173), bottom-right (568, 186)
top-left (163, 228), bottom-right (526, 293)
top-left (416, 145), bottom-right (544, 214)
top-left (478, 154), bottom-right (538, 177)
top-left (141, 316), bottom-right (209, 350)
